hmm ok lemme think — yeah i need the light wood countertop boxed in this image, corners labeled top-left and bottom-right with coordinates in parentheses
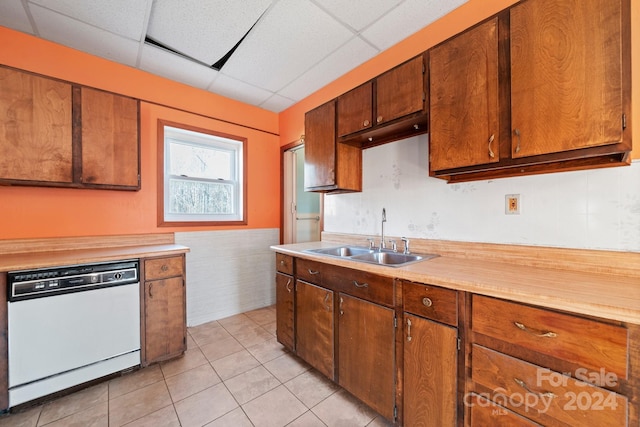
top-left (0, 244), bottom-right (190, 272)
top-left (272, 241), bottom-right (640, 325)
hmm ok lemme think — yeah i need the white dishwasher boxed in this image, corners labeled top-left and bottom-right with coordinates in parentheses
top-left (7, 260), bottom-right (141, 408)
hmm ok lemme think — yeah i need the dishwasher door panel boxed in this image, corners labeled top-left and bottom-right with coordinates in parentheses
top-left (8, 282), bottom-right (140, 388)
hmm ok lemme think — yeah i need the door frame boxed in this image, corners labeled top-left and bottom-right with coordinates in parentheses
top-left (280, 140), bottom-right (323, 244)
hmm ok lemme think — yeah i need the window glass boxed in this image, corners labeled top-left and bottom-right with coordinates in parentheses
top-left (160, 124), bottom-right (246, 225)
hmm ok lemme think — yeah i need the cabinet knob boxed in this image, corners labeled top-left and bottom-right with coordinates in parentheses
top-left (422, 297), bottom-right (433, 307)
top-left (161, 264), bottom-right (169, 272)
top-left (363, 120), bottom-right (370, 127)
top-left (377, 116), bottom-right (383, 123)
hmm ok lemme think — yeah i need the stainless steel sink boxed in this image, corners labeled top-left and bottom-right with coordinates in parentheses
top-left (304, 246), bottom-right (437, 267)
top-left (350, 251), bottom-right (437, 267)
top-left (304, 246), bottom-right (374, 257)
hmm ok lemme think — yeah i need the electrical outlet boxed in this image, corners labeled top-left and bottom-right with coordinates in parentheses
top-left (505, 194), bottom-right (520, 215)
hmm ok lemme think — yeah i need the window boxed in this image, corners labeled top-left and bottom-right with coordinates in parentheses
top-left (159, 121), bottom-right (246, 225)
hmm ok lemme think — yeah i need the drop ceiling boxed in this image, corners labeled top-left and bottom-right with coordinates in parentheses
top-left (0, 0), bottom-right (467, 113)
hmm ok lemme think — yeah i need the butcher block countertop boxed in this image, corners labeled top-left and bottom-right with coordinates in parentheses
top-left (0, 233), bottom-right (189, 272)
top-left (272, 235), bottom-right (640, 325)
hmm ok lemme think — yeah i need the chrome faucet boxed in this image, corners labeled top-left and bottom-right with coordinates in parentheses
top-left (380, 208), bottom-right (387, 251)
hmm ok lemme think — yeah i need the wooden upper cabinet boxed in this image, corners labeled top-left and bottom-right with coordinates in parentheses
top-left (335, 55), bottom-right (427, 147)
top-left (0, 66), bottom-right (140, 190)
top-left (0, 67), bottom-right (73, 184)
top-left (510, 0), bottom-right (624, 158)
top-left (304, 99), bottom-right (361, 193)
top-left (376, 55), bottom-right (425, 126)
top-left (337, 82), bottom-right (372, 137)
top-left (429, 18), bottom-right (500, 171)
top-left (80, 88), bottom-right (140, 188)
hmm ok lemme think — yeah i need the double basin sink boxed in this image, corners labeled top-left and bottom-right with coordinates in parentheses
top-left (304, 245), bottom-right (438, 267)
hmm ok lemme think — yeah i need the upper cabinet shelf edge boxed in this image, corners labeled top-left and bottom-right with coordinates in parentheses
top-left (337, 54), bottom-right (428, 149)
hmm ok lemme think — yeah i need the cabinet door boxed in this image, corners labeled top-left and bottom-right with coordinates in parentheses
top-left (429, 18), bottom-right (499, 171)
top-left (404, 313), bottom-right (457, 427)
top-left (304, 100), bottom-right (336, 190)
top-left (144, 276), bottom-right (186, 364)
top-left (275, 273), bottom-right (295, 351)
top-left (0, 67), bottom-right (73, 183)
top-left (337, 82), bottom-right (373, 137)
top-left (295, 280), bottom-right (334, 379)
top-left (80, 87), bottom-right (140, 188)
top-left (510, 0), bottom-right (623, 158)
top-left (376, 55), bottom-right (425, 126)
top-left (338, 293), bottom-right (395, 421)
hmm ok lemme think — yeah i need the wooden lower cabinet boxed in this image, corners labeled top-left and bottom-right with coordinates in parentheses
top-left (142, 255), bottom-right (186, 366)
top-left (338, 293), bottom-right (396, 421)
top-left (403, 313), bottom-right (457, 426)
top-left (275, 272), bottom-right (295, 351)
top-left (295, 280), bottom-right (335, 379)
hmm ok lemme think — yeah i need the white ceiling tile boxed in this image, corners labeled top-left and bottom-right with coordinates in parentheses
top-left (29, 4), bottom-right (140, 66)
top-left (28, 0), bottom-right (149, 40)
top-left (278, 36), bottom-right (379, 101)
top-left (208, 73), bottom-right (274, 106)
top-left (361, 0), bottom-right (468, 51)
top-left (147, 0), bottom-right (273, 66)
top-left (0, 1), bottom-right (34, 35)
top-left (260, 94), bottom-right (296, 113)
top-left (312, 0), bottom-right (402, 31)
top-left (140, 44), bottom-right (219, 89)
top-left (221, 0), bottom-right (353, 92)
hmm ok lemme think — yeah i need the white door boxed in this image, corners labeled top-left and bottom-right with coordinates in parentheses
top-left (283, 145), bottom-right (321, 244)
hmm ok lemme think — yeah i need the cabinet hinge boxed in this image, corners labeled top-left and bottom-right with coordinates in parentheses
top-left (457, 338), bottom-right (461, 351)
top-left (622, 114), bottom-right (627, 130)
top-left (394, 316), bottom-right (398, 328)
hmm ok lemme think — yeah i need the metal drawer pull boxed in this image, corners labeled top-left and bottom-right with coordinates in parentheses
top-left (323, 292), bottom-right (331, 311)
top-left (308, 269), bottom-right (320, 275)
top-left (353, 281), bottom-right (368, 288)
top-left (406, 318), bottom-right (412, 342)
top-left (422, 297), bottom-right (433, 307)
top-left (148, 283), bottom-right (153, 298)
top-left (488, 134), bottom-right (495, 158)
top-left (514, 128), bottom-right (521, 153)
top-left (339, 296), bottom-right (344, 315)
top-left (514, 322), bottom-right (557, 338)
top-left (285, 279), bottom-right (292, 293)
top-left (514, 378), bottom-right (556, 398)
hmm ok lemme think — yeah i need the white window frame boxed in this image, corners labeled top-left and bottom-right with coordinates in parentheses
top-left (159, 121), bottom-right (247, 226)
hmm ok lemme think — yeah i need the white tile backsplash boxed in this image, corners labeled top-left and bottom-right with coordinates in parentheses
top-left (323, 135), bottom-right (640, 252)
top-left (175, 229), bottom-right (278, 326)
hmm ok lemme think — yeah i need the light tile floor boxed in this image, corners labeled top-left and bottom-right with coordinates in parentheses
top-left (0, 305), bottom-right (392, 426)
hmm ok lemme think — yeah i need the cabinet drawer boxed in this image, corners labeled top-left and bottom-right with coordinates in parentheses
top-left (403, 281), bottom-right (457, 326)
top-left (296, 258), bottom-right (324, 285)
top-left (145, 256), bottom-right (184, 281)
top-left (327, 267), bottom-right (394, 307)
top-left (469, 393), bottom-right (542, 427)
top-left (472, 295), bottom-right (628, 379)
top-left (472, 345), bottom-right (628, 427)
top-left (276, 253), bottom-right (294, 275)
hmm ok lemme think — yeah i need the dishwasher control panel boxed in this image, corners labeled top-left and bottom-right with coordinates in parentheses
top-left (8, 260), bottom-right (139, 301)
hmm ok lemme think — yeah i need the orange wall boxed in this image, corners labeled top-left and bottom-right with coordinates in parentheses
top-left (0, 27), bottom-right (280, 239)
